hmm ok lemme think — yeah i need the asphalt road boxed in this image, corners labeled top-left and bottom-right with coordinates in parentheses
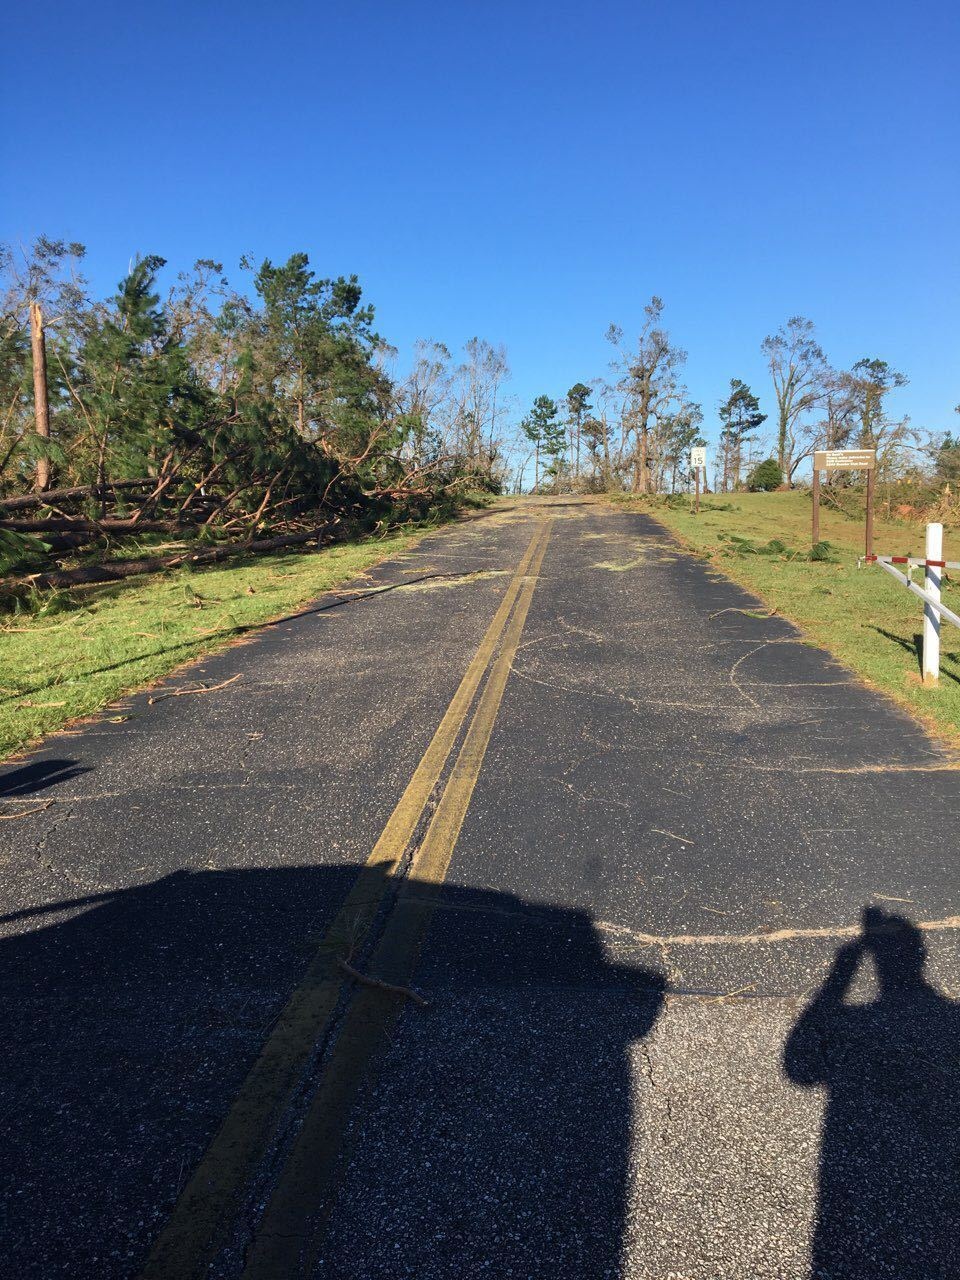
top-left (1, 497), bottom-right (958, 1279)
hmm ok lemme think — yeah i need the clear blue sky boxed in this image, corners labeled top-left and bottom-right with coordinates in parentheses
top-left (3, 0), bottom-right (958, 453)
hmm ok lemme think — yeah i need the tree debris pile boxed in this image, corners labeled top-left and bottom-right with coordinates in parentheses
top-left (1, 239), bottom-right (495, 601)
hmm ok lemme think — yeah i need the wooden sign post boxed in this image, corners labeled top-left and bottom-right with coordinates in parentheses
top-left (812, 466), bottom-right (820, 545)
top-left (812, 449), bottom-right (877, 556)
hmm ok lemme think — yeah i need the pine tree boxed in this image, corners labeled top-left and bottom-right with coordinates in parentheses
top-left (566, 382), bottom-right (592, 483)
top-left (70, 256), bottom-right (202, 487)
top-left (520, 395), bottom-right (560, 493)
top-left (251, 253), bottom-right (381, 458)
top-left (718, 379), bottom-right (766, 491)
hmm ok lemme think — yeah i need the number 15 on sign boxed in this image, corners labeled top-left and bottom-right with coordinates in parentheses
top-left (690, 447), bottom-right (706, 513)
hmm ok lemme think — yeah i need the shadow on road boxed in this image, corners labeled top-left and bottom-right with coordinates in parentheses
top-left (8, 860), bottom-right (956, 1278)
top-left (785, 907), bottom-right (960, 1278)
top-left (0, 864), bottom-right (664, 1278)
top-left (0, 758), bottom-right (91, 796)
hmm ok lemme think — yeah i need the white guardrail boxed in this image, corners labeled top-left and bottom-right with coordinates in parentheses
top-left (859, 523), bottom-right (959, 684)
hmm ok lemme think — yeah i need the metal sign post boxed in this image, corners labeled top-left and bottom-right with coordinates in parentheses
top-left (811, 449), bottom-right (877, 554)
top-left (690, 447), bottom-right (706, 515)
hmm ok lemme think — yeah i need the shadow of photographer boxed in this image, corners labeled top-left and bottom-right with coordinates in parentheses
top-left (785, 907), bottom-right (960, 1278)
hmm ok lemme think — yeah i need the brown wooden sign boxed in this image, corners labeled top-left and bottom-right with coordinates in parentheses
top-left (811, 449), bottom-right (877, 555)
top-left (813, 449), bottom-right (877, 471)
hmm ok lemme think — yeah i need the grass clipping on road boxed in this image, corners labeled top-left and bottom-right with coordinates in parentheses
top-left (611, 490), bottom-right (960, 748)
top-left (0, 527), bottom-right (432, 761)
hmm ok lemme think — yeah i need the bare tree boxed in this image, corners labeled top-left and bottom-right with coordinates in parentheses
top-left (761, 316), bottom-right (827, 483)
top-left (819, 368), bottom-right (858, 451)
top-left (580, 379), bottom-right (624, 490)
top-left (166, 259), bottom-right (246, 398)
top-left (607, 298), bottom-right (686, 493)
top-left (513, 447), bottom-right (535, 495)
top-left (452, 337), bottom-right (509, 466)
top-left (393, 339), bottom-right (454, 470)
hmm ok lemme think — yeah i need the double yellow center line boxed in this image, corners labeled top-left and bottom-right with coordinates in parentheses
top-left (141, 516), bottom-right (553, 1279)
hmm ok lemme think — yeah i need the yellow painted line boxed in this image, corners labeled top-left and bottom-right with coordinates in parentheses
top-left (362, 518), bottom-right (549, 874)
top-left (241, 521), bottom-right (554, 1277)
top-left (138, 518), bottom-right (549, 1280)
top-left (410, 521), bottom-right (552, 885)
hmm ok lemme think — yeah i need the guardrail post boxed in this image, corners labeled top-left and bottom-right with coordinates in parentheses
top-left (923, 522), bottom-right (942, 684)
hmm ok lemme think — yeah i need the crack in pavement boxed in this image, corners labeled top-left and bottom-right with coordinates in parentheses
top-left (594, 914), bottom-right (960, 948)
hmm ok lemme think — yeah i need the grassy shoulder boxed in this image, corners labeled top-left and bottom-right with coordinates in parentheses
top-left (0, 521), bottom-right (453, 761)
top-left (609, 490), bottom-right (960, 748)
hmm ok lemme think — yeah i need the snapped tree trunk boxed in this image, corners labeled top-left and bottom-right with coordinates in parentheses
top-left (29, 301), bottom-right (51, 492)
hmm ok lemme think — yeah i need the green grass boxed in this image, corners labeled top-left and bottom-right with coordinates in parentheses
top-left (0, 525), bottom-right (441, 761)
top-left (609, 490), bottom-right (960, 748)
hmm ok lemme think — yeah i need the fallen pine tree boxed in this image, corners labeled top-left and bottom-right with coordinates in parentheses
top-left (0, 483), bottom-right (447, 600)
top-left (0, 479), bottom-right (161, 513)
top-left (10, 519), bottom-right (345, 590)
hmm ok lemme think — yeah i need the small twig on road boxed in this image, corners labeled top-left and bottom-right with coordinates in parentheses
top-left (704, 984), bottom-right (757, 1003)
top-left (338, 958), bottom-right (429, 1007)
top-left (708, 606), bottom-right (778, 621)
top-left (147, 673), bottom-right (241, 704)
top-left (651, 828), bottom-right (694, 845)
top-left (0, 800), bottom-right (55, 821)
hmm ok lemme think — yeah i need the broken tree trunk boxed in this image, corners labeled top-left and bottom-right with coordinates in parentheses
top-left (6, 520), bottom-right (343, 591)
top-left (0, 516), bottom-right (177, 534)
top-left (0, 479), bottom-right (160, 513)
top-left (29, 301), bottom-right (51, 492)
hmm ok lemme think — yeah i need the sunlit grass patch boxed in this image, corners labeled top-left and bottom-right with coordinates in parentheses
top-left (0, 527), bottom-right (432, 760)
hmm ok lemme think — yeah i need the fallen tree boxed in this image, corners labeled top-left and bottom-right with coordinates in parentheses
top-left (7, 519), bottom-right (345, 590)
top-left (1, 245), bottom-right (503, 599)
top-left (0, 479), bottom-right (161, 513)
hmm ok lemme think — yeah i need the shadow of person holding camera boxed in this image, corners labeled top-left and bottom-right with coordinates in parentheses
top-left (785, 907), bottom-right (960, 1278)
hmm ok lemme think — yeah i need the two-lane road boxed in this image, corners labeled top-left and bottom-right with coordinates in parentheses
top-left (1, 498), bottom-right (957, 1278)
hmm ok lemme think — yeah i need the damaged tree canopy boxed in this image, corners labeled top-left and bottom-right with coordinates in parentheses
top-left (0, 240), bottom-right (492, 595)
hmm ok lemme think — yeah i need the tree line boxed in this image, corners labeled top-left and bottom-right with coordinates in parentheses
top-left (511, 302), bottom-right (958, 496)
top-left (4, 239), bottom-right (956, 572)
top-left (514, 298), bottom-right (706, 495)
top-left (0, 238), bottom-right (514, 587)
